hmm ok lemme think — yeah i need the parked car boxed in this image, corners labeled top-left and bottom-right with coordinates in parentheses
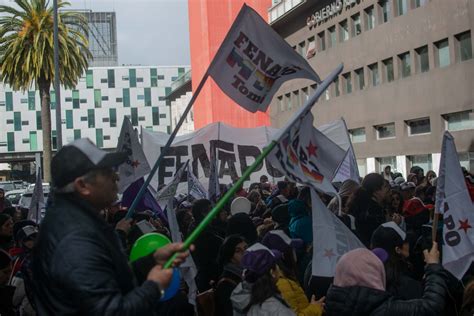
top-left (18, 183), bottom-right (50, 210)
top-left (5, 189), bottom-right (25, 207)
top-left (0, 181), bottom-right (16, 192)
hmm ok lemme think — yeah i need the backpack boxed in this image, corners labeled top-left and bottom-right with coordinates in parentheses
top-left (196, 277), bottom-right (237, 316)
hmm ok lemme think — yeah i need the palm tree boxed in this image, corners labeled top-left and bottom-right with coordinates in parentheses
top-left (0, 0), bottom-right (91, 182)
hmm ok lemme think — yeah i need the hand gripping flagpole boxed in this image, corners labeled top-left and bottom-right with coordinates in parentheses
top-left (164, 64), bottom-right (343, 268)
top-left (125, 73), bottom-right (209, 219)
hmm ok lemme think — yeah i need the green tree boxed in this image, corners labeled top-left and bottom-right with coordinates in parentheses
top-left (0, 0), bottom-right (91, 182)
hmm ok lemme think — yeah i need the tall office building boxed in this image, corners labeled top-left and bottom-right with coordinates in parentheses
top-left (188, 0), bottom-right (272, 129)
top-left (267, 0), bottom-right (473, 175)
top-left (84, 11), bottom-right (119, 67)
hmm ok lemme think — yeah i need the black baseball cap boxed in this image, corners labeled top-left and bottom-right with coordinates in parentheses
top-left (51, 138), bottom-right (127, 188)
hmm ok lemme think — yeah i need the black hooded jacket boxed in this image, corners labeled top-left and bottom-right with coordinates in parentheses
top-left (31, 193), bottom-right (162, 315)
top-left (325, 264), bottom-right (448, 316)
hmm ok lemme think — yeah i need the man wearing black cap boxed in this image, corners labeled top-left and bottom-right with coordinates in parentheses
top-left (31, 139), bottom-right (189, 315)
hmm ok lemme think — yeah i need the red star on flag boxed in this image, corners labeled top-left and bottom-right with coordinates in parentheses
top-left (458, 219), bottom-right (472, 233)
top-left (131, 160), bottom-right (140, 168)
top-left (323, 248), bottom-right (335, 259)
top-left (306, 141), bottom-right (318, 158)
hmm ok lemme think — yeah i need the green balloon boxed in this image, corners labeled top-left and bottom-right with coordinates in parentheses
top-left (129, 233), bottom-right (171, 262)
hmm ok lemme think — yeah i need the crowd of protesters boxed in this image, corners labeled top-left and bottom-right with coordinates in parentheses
top-left (1, 140), bottom-right (474, 315)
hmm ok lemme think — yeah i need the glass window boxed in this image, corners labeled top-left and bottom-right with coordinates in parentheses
top-left (456, 31), bottom-right (472, 62)
top-left (415, 0), bottom-right (428, 8)
top-left (157, 75), bottom-right (164, 80)
top-left (100, 78), bottom-right (107, 83)
top-left (297, 41), bottom-right (305, 56)
top-left (355, 68), bottom-right (365, 90)
top-left (86, 69), bottom-right (93, 88)
top-left (435, 38), bottom-right (450, 68)
top-left (407, 117), bottom-right (431, 135)
top-left (50, 90), bottom-right (56, 110)
top-left (144, 88), bottom-right (152, 106)
top-left (339, 20), bottom-right (349, 42)
top-left (343, 72), bottom-right (352, 94)
top-left (29, 131), bottom-right (37, 151)
top-left (107, 69), bottom-right (115, 88)
top-left (152, 107), bottom-right (159, 125)
top-left (351, 13), bottom-right (361, 37)
top-left (397, 0), bottom-right (407, 16)
top-left (96, 129), bottom-right (103, 148)
top-left (369, 63), bottom-right (380, 86)
top-left (349, 127), bottom-right (366, 143)
top-left (123, 88), bottom-right (130, 107)
top-left (72, 90), bottom-right (80, 109)
top-left (6, 92), bottom-right (13, 111)
top-left (416, 45), bottom-right (429, 73)
top-left (88, 109), bottom-right (95, 128)
top-left (129, 69), bottom-right (137, 87)
top-left (94, 89), bottom-right (101, 108)
top-left (131, 108), bottom-right (139, 126)
top-left (74, 129), bottom-right (81, 140)
top-left (14, 112), bottom-right (21, 131)
top-left (7, 132), bottom-right (15, 152)
top-left (278, 96), bottom-right (284, 111)
top-left (137, 78), bottom-right (144, 83)
top-left (375, 123), bottom-right (396, 139)
top-left (307, 36), bottom-right (316, 59)
top-left (459, 152), bottom-right (474, 172)
top-left (399, 52), bottom-right (411, 78)
top-left (365, 6), bottom-right (375, 30)
top-left (109, 108), bottom-right (117, 127)
top-left (334, 77), bottom-right (340, 97)
top-left (357, 159), bottom-right (367, 177)
top-left (150, 68), bottom-right (158, 87)
top-left (444, 110), bottom-right (474, 131)
top-left (66, 110), bottom-right (73, 129)
top-left (137, 95), bottom-right (145, 101)
top-left (101, 96), bottom-right (109, 101)
top-left (292, 91), bottom-right (299, 107)
top-left (36, 111), bottom-right (42, 130)
top-left (28, 91), bottom-right (35, 110)
top-left (383, 58), bottom-right (394, 82)
top-left (318, 31), bottom-right (326, 51)
top-left (379, 0), bottom-right (391, 23)
top-left (377, 156), bottom-right (397, 173)
top-left (285, 93), bottom-right (291, 110)
top-left (408, 154), bottom-right (432, 172)
top-left (328, 26), bottom-right (337, 48)
top-left (301, 87), bottom-right (309, 104)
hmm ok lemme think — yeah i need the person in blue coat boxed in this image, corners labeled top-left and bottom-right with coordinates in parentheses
top-left (288, 187), bottom-right (312, 245)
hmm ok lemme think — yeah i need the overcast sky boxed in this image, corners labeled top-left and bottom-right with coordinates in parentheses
top-left (69, 0), bottom-right (191, 66)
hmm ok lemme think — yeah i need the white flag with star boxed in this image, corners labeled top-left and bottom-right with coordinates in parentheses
top-left (435, 131), bottom-right (474, 279)
top-left (116, 117), bottom-right (151, 193)
top-left (311, 188), bottom-right (365, 277)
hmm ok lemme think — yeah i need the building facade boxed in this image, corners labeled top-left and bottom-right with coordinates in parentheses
top-left (188, 0), bottom-right (272, 129)
top-left (167, 70), bottom-right (195, 136)
top-left (84, 11), bottom-right (119, 67)
top-left (268, 0), bottom-right (474, 175)
top-left (0, 66), bottom-right (189, 161)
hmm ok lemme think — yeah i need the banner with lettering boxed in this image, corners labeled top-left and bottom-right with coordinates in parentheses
top-left (141, 122), bottom-right (284, 192)
top-left (207, 4), bottom-right (321, 113)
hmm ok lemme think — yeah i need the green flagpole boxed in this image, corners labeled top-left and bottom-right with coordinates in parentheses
top-left (164, 141), bottom-right (277, 268)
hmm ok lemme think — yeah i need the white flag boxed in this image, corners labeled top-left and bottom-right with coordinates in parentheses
top-left (311, 189), bottom-right (365, 277)
top-left (156, 161), bottom-right (188, 210)
top-left (116, 117), bottom-right (151, 193)
top-left (188, 166), bottom-right (207, 200)
top-left (268, 111), bottom-right (346, 195)
top-left (435, 132), bottom-right (474, 279)
top-left (207, 144), bottom-right (220, 203)
top-left (28, 168), bottom-right (45, 224)
top-left (319, 119), bottom-right (360, 183)
top-left (207, 4), bottom-right (321, 113)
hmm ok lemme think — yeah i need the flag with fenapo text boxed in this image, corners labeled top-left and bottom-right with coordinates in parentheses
top-left (156, 161), bottom-right (188, 210)
top-left (435, 132), bottom-right (474, 279)
top-left (116, 117), bottom-right (151, 193)
top-left (207, 4), bottom-right (321, 113)
top-left (311, 188), bottom-right (365, 277)
top-left (267, 111), bottom-right (346, 195)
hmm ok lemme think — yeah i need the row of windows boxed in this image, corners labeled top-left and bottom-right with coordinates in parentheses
top-left (348, 110), bottom-right (474, 143)
top-left (298, 0), bottom-right (430, 59)
top-left (84, 67), bottom-right (186, 89)
top-left (1, 86), bottom-right (174, 111)
top-left (279, 30), bottom-right (472, 108)
top-left (2, 107), bottom-right (168, 133)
